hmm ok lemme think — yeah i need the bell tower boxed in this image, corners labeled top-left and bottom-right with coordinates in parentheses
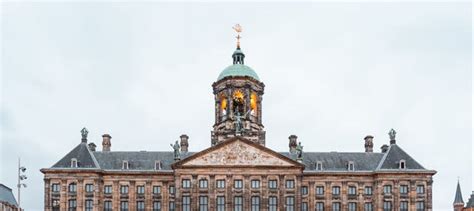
top-left (211, 24), bottom-right (266, 146)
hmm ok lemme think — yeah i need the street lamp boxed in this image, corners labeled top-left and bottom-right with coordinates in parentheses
top-left (17, 157), bottom-right (27, 209)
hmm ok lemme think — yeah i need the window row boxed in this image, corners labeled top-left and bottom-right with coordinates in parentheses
top-left (55, 183), bottom-right (174, 195)
top-left (181, 179), bottom-right (295, 189)
top-left (307, 184), bottom-right (425, 196)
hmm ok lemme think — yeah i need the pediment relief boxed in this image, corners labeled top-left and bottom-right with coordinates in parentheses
top-left (180, 139), bottom-right (298, 167)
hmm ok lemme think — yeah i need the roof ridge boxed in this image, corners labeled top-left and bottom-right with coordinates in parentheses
top-left (375, 145), bottom-right (391, 170)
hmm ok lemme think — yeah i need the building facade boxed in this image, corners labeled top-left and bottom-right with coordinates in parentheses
top-left (41, 31), bottom-right (436, 211)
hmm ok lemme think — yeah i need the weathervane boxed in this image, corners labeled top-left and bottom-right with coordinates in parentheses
top-left (233, 24), bottom-right (242, 48)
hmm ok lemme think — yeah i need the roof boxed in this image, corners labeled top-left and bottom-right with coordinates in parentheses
top-left (377, 144), bottom-right (425, 170)
top-left (0, 184), bottom-right (18, 206)
top-left (284, 152), bottom-right (385, 172)
top-left (454, 181), bottom-right (465, 204)
top-left (93, 151), bottom-right (194, 170)
top-left (217, 64), bottom-right (260, 81)
top-left (51, 142), bottom-right (99, 169)
top-left (466, 191), bottom-right (474, 207)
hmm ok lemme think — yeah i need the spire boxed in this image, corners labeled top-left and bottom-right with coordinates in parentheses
top-left (232, 24), bottom-right (245, 64)
top-left (454, 179), bottom-right (465, 206)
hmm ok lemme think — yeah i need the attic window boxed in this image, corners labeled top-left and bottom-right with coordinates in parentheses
top-left (316, 161), bottom-right (323, 171)
top-left (155, 161), bottom-right (162, 170)
top-left (122, 161), bottom-right (129, 170)
top-left (348, 161), bottom-right (355, 171)
top-left (399, 159), bottom-right (406, 170)
top-left (71, 158), bottom-right (78, 168)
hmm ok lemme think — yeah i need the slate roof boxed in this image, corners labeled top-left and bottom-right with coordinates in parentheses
top-left (466, 191), bottom-right (474, 207)
top-left (454, 181), bottom-right (465, 204)
top-left (377, 144), bottom-right (425, 170)
top-left (93, 151), bottom-right (194, 171)
top-left (51, 142), bottom-right (99, 169)
top-left (47, 138), bottom-right (431, 174)
top-left (0, 184), bottom-right (18, 206)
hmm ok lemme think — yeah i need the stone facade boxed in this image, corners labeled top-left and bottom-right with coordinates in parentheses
top-left (41, 39), bottom-right (436, 211)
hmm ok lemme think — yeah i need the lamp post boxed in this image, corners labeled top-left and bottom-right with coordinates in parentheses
top-left (17, 157), bottom-right (27, 209)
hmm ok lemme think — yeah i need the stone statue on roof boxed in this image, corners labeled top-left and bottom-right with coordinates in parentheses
top-left (170, 140), bottom-right (180, 160)
top-left (81, 127), bottom-right (89, 140)
top-left (296, 142), bottom-right (304, 160)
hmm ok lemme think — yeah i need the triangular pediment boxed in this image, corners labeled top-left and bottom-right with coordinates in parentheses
top-left (173, 137), bottom-right (304, 168)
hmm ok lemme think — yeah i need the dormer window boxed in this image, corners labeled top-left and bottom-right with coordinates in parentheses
top-left (348, 161), bottom-right (355, 171)
top-left (399, 159), bottom-right (406, 170)
top-left (316, 161), bottom-right (323, 171)
top-left (122, 161), bottom-right (129, 170)
top-left (155, 161), bottom-right (162, 170)
top-left (71, 158), bottom-right (78, 168)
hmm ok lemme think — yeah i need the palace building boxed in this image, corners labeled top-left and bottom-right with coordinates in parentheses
top-left (41, 27), bottom-right (436, 211)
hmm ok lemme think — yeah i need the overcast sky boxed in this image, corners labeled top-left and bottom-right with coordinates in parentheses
top-left (1, 2), bottom-right (471, 210)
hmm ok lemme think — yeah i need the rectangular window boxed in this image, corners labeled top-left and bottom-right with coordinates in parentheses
top-left (285, 180), bottom-right (295, 189)
top-left (332, 202), bottom-right (341, 211)
top-left (120, 185), bottom-right (129, 194)
top-left (169, 202), bottom-right (175, 211)
top-left (383, 185), bottom-right (392, 194)
top-left (400, 201), bottom-right (408, 211)
top-left (120, 201), bottom-right (129, 211)
top-left (68, 183), bottom-right (77, 193)
top-left (137, 201), bottom-right (145, 211)
top-left (416, 202), bottom-right (425, 211)
top-left (216, 196), bottom-right (225, 211)
top-left (182, 196), bottom-right (191, 211)
top-left (199, 196), bottom-right (208, 211)
top-left (153, 201), bottom-right (161, 211)
top-left (234, 196), bottom-right (243, 211)
top-left (85, 200), bottom-right (93, 211)
top-left (85, 184), bottom-right (94, 193)
top-left (169, 186), bottom-right (175, 195)
top-left (285, 196), bottom-right (294, 211)
top-left (268, 196), bottom-right (278, 211)
top-left (316, 186), bottom-right (324, 195)
top-left (332, 186), bottom-right (341, 195)
top-left (199, 179), bottom-right (208, 189)
top-left (251, 196), bottom-right (260, 211)
top-left (104, 201), bottom-right (112, 211)
top-left (364, 203), bottom-right (373, 211)
top-left (316, 162), bottom-right (323, 171)
top-left (52, 183), bottom-right (60, 192)
top-left (364, 186), bottom-right (372, 195)
top-left (268, 180), bottom-right (278, 189)
top-left (301, 202), bottom-right (308, 211)
top-left (383, 201), bottom-right (392, 211)
top-left (68, 199), bottom-right (77, 211)
top-left (348, 202), bottom-right (357, 211)
top-left (52, 199), bottom-right (60, 211)
top-left (104, 185), bottom-right (112, 194)
top-left (348, 186), bottom-right (357, 195)
top-left (153, 186), bottom-right (161, 194)
top-left (301, 186), bottom-right (308, 195)
top-left (251, 180), bottom-right (260, 189)
top-left (234, 180), bottom-right (243, 189)
top-left (217, 180), bottom-right (226, 189)
top-left (417, 185), bottom-right (425, 194)
top-left (400, 185), bottom-right (408, 194)
top-left (137, 185), bottom-right (145, 194)
top-left (182, 179), bottom-right (191, 189)
top-left (316, 202), bottom-right (324, 211)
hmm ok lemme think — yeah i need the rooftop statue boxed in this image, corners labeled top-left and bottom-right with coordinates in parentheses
top-left (170, 141), bottom-right (180, 160)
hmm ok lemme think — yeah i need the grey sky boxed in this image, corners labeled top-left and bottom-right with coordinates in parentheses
top-left (1, 2), bottom-right (471, 210)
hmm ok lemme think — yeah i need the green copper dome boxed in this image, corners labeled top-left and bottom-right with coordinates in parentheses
top-left (217, 64), bottom-right (260, 81)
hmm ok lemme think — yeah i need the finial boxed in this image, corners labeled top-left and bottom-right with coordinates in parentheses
top-left (388, 128), bottom-right (396, 144)
top-left (80, 127), bottom-right (89, 142)
top-left (233, 24), bottom-right (242, 49)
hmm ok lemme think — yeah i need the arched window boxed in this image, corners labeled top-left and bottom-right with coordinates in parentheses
top-left (250, 92), bottom-right (258, 116)
top-left (220, 95), bottom-right (227, 116)
top-left (399, 159), bottom-right (406, 170)
top-left (71, 158), bottom-right (78, 168)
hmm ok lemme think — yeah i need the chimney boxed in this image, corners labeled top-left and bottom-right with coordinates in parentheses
top-left (381, 144), bottom-right (389, 153)
top-left (289, 135), bottom-right (298, 153)
top-left (180, 134), bottom-right (189, 152)
top-left (88, 142), bottom-right (97, 152)
top-left (364, 135), bottom-right (374, 152)
top-left (102, 134), bottom-right (112, 152)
